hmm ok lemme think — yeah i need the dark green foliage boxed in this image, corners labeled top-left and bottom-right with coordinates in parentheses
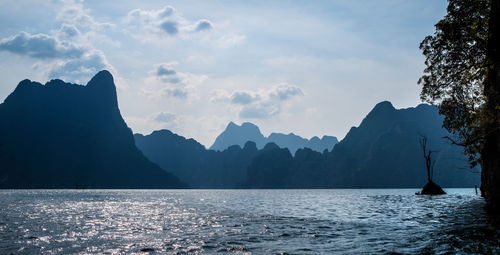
top-left (419, 0), bottom-right (490, 166)
top-left (419, 0), bottom-right (500, 206)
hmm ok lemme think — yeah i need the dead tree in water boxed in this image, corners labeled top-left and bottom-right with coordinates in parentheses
top-left (417, 134), bottom-right (446, 195)
top-left (419, 135), bottom-right (436, 182)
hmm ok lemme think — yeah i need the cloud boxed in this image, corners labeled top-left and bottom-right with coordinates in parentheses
top-left (153, 112), bottom-right (176, 123)
top-left (48, 50), bottom-right (110, 83)
top-left (239, 102), bottom-right (279, 119)
top-left (57, 0), bottom-right (114, 32)
top-left (216, 34), bottom-right (245, 48)
top-left (156, 63), bottom-right (176, 76)
top-left (158, 6), bottom-right (175, 18)
top-left (125, 5), bottom-right (214, 37)
top-left (126, 5), bottom-right (176, 24)
top-left (270, 84), bottom-right (304, 100)
top-left (57, 24), bottom-right (81, 39)
top-left (160, 21), bottom-right (179, 35)
top-left (125, 6), bottom-right (180, 36)
top-left (213, 83), bottom-right (303, 119)
top-left (0, 0), bottom-right (117, 84)
top-left (152, 62), bottom-right (182, 83)
top-left (195, 19), bottom-right (213, 32)
top-left (144, 62), bottom-right (209, 102)
top-left (162, 87), bottom-right (188, 99)
top-left (0, 31), bottom-right (85, 59)
top-left (231, 91), bottom-right (260, 105)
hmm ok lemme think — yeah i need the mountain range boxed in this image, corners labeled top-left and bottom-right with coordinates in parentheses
top-left (136, 102), bottom-right (479, 189)
top-left (0, 71), bottom-right (185, 188)
top-left (243, 102), bottom-right (480, 188)
top-left (209, 121), bottom-right (338, 154)
top-left (0, 70), bottom-right (480, 189)
top-left (135, 130), bottom-right (258, 188)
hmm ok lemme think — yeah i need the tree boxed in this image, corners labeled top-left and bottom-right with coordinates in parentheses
top-left (419, 135), bottom-right (436, 183)
top-left (419, 0), bottom-right (500, 208)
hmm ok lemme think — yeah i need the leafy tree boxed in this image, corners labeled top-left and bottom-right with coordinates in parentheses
top-left (419, 0), bottom-right (500, 206)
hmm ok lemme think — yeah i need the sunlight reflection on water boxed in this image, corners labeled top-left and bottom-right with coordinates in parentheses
top-left (0, 189), bottom-right (499, 254)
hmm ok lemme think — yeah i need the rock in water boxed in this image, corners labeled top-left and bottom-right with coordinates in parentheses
top-left (418, 181), bottom-right (446, 195)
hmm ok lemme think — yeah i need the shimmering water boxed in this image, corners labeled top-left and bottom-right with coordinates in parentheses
top-left (1, 189), bottom-right (499, 254)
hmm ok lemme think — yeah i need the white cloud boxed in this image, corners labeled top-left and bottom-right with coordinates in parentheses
top-left (0, 32), bottom-right (85, 59)
top-left (57, 0), bottom-right (114, 32)
top-left (0, 30), bottom-right (113, 84)
top-left (194, 19), bottom-right (213, 32)
top-left (48, 50), bottom-right (111, 83)
top-left (239, 102), bottom-right (279, 119)
top-left (162, 87), bottom-right (188, 99)
top-left (153, 112), bottom-right (176, 123)
top-left (159, 20), bottom-right (179, 35)
top-left (216, 34), bottom-right (245, 48)
top-left (231, 91), bottom-right (260, 105)
top-left (57, 24), bottom-right (81, 39)
top-left (125, 5), bottom-right (213, 37)
top-left (269, 84), bottom-right (304, 100)
top-left (142, 62), bottom-right (208, 100)
top-left (213, 83), bottom-right (303, 119)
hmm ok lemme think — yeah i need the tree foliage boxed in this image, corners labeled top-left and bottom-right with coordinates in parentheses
top-left (419, 0), bottom-right (491, 166)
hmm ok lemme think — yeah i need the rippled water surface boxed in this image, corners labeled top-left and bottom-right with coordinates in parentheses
top-left (1, 189), bottom-right (499, 254)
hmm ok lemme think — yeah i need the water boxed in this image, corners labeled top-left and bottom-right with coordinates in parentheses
top-left (1, 189), bottom-right (499, 254)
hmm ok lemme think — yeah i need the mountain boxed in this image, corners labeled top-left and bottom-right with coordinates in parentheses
top-left (267, 133), bottom-right (338, 154)
top-left (135, 130), bottom-right (258, 188)
top-left (243, 102), bottom-right (480, 188)
top-left (0, 71), bottom-right (186, 188)
top-left (210, 122), bottom-right (338, 154)
top-left (210, 122), bottom-right (267, 150)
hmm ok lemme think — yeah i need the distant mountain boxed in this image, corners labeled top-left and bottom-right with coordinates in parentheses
top-left (210, 122), bottom-right (266, 150)
top-left (0, 71), bottom-right (186, 188)
top-left (135, 130), bottom-right (258, 188)
top-left (210, 122), bottom-right (338, 154)
top-left (243, 102), bottom-right (480, 188)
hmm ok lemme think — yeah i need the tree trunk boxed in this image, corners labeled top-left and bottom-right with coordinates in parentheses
top-left (480, 0), bottom-right (500, 210)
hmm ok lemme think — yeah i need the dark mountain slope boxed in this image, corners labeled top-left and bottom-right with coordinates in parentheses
top-left (135, 131), bottom-right (258, 188)
top-left (0, 71), bottom-right (185, 188)
top-left (244, 102), bottom-right (480, 188)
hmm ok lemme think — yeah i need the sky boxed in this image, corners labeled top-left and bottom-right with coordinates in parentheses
top-left (0, 0), bottom-right (448, 147)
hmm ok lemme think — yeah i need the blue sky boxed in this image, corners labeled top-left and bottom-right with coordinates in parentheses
top-left (0, 0), bottom-right (447, 146)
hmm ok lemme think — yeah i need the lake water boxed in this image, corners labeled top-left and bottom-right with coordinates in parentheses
top-left (1, 189), bottom-right (499, 254)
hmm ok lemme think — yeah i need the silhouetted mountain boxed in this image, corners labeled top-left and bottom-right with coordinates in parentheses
top-left (210, 122), bottom-right (338, 154)
top-left (135, 130), bottom-right (258, 188)
top-left (243, 102), bottom-right (480, 188)
top-left (267, 133), bottom-right (338, 155)
top-left (0, 71), bottom-right (186, 188)
top-left (210, 122), bottom-right (266, 150)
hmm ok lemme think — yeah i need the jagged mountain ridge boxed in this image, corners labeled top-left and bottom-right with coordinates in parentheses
top-left (243, 101), bottom-right (480, 188)
top-left (0, 71), bottom-right (186, 188)
top-left (209, 122), bottom-right (338, 154)
top-left (135, 130), bottom-right (258, 188)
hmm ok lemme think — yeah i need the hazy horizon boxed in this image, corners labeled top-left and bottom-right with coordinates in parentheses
top-left (0, 0), bottom-right (448, 146)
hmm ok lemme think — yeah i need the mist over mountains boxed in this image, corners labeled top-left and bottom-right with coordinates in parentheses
top-left (210, 122), bottom-right (338, 154)
top-left (0, 71), bottom-right (480, 189)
